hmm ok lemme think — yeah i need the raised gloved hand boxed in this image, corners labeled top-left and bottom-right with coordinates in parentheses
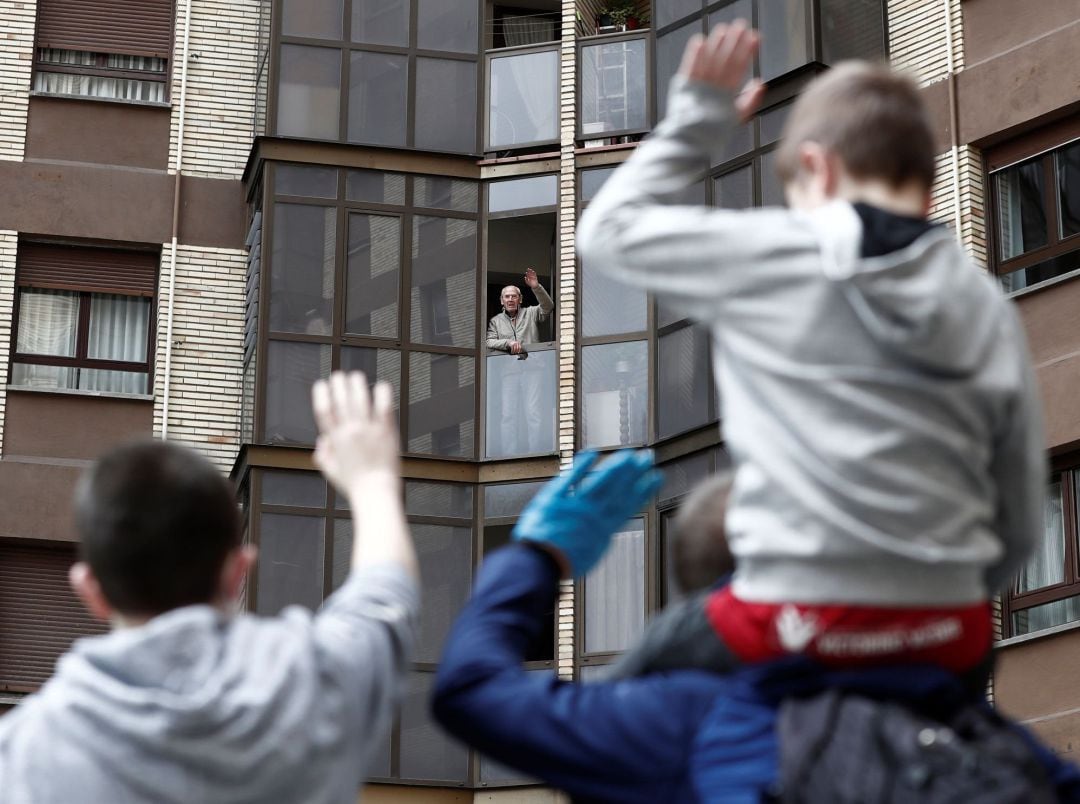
top-left (513, 450), bottom-right (663, 579)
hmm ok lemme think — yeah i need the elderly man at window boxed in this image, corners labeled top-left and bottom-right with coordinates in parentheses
top-left (487, 268), bottom-right (555, 455)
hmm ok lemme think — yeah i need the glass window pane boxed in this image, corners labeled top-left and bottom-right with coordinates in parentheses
top-left (270, 203), bottom-right (335, 335)
top-left (483, 481), bottom-right (545, 519)
top-left (281, 0), bottom-right (342, 39)
top-left (410, 215), bottom-right (477, 347)
top-left (584, 518), bottom-right (645, 652)
top-left (654, 0), bottom-right (701, 30)
top-left (332, 518), bottom-right (352, 591)
top-left (415, 177), bottom-right (479, 212)
top-left (400, 672), bottom-right (470, 782)
top-left (582, 257), bottom-right (647, 336)
top-left (264, 340), bottom-right (331, 444)
top-left (1057, 141), bottom-right (1080, 240)
top-left (488, 174), bottom-right (557, 213)
top-left (657, 324), bottom-right (712, 439)
top-left (712, 163), bottom-right (753, 209)
top-left (759, 102), bottom-right (792, 146)
top-left (485, 349), bottom-right (557, 458)
top-left (339, 347), bottom-right (401, 411)
top-left (580, 167), bottom-right (615, 203)
top-left (256, 513), bottom-right (325, 615)
top-left (414, 524), bottom-right (472, 662)
top-left (1011, 596), bottom-right (1080, 637)
top-left (352, 0), bottom-right (409, 47)
top-left (346, 170), bottom-right (406, 205)
top-left (761, 150), bottom-right (784, 207)
top-left (1017, 480), bottom-right (1066, 593)
top-left (417, 0), bottom-right (478, 54)
top-left (489, 49), bottom-right (559, 149)
top-left (276, 163), bottom-right (337, 198)
top-left (582, 341), bottom-right (648, 448)
top-left (260, 469), bottom-right (326, 507)
top-left (659, 449), bottom-right (713, 504)
top-left (16, 289), bottom-right (78, 356)
top-left (998, 253), bottom-right (1080, 294)
top-left (405, 481), bottom-right (473, 518)
top-left (277, 45), bottom-right (341, 140)
top-left (346, 213), bottom-right (400, 338)
top-left (759, 0), bottom-right (810, 82)
top-left (86, 294), bottom-right (149, 363)
top-left (348, 51), bottom-right (407, 147)
top-left (656, 20), bottom-right (698, 117)
top-left (415, 57), bottom-right (477, 153)
top-left (996, 160), bottom-right (1048, 260)
top-left (407, 352), bottom-right (475, 457)
top-left (78, 368), bottom-right (149, 395)
top-left (581, 39), bottom-right (648, 136)
top-left (820, 0), bottom-right (886, 64)
top-left (9, 363), bottom-right (77, 390)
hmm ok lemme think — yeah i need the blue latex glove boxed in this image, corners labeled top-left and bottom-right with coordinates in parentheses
top-left (513, 450), bottom-right (663, 578)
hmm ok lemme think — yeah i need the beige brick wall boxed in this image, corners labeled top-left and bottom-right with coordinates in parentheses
top-left (887, 0), bottom-right (963, 85)
top-left (168, 0), bottom-right (260, 179)
top-left (929, 146), bottom-right (987, 267)
top-left (0, 231), bottom-right (17, 453)
top-left (153, 245), bottom-right (246, 471)
top-left (0, 0), bottom-right (37, 161)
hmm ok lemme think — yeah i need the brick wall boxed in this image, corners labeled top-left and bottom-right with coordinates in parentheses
top-left (167, 0), bottom-right (260, 179)
top-left (0, 0), bottom-right (36, 161)
top-left (152, 245), bottom-right (246, 471)
top-left (0, 231), bottom-right (16, 453)
top-left (887, 0), bottom-right (963, 86)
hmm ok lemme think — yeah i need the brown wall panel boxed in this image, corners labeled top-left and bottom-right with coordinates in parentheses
top-left (26, 97), bottom-right (171, 170)
top-left (962, 0), bottom-right (1079, 67)
top-left (0, 460), bottom-right (83, 543)
top-left (995, 629), bottom-right (1080, 759)
top-left (3, 392), bottom-right (153, 461)
top-left (0, 160), bottom-right (244, 250)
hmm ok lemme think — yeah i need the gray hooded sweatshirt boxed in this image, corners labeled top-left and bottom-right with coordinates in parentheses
top-left (0, 564), bottom-right (417, 804)
top-left (577, 77), bottom-right (1046, 607)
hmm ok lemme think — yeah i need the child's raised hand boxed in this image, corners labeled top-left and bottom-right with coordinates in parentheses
top-left (679, 20), bottom-right (765, 122)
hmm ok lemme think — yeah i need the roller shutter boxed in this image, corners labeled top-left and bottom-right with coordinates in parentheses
top-left (18, 243), bottom-right (159, 297)
top-left (35, 0), bottom-right (175, 60)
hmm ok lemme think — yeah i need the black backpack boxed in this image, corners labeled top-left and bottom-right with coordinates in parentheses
top-left (775, 689), bottom-right (1059, 803)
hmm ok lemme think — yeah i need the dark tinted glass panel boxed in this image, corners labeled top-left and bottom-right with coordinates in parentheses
top-left (417, 0), bottom-right (478, 53)
top-left (275, 164), bottom-right (337, 198)
top-left (264, 340), bottom-right (331, 444)
top-left (346, 170), bottom-right (406, 205)
top-left (348, 51), bottom-right (407, 147)
top-left (256, 513), bottom-right (325, 615)
top-left (277, 45), bottom-right (341, 140)
top-left (582, 257), bottom-right (647, 336)
top-left (658, 449), bottom-right (712, 504)
top-left (485, 349), bottom-right (558, 458)
top-left (759, 0), bottom-right (810, 82)
top-left (655, 20), bottom-right (697, 117)
top-left (655, 0), bottom-right (701, 29)
top-left (712, 163), bottom-right (753, 209)
top-left (415, 57), bottom-right (477, 153)
top-left (581, 39), bottom-right (648, 136)
top-left (761, 150), bottom-right (784, 207)
top-left (584, 518), bottom-right (645, 652)
top-left (260, 469), bottom-right (326, 507)
top-left (759, 102), bottom-right (792, 146)
top-left (346, 213), bottom-right (400, 338)
top-left (582, 341), bottom-right (648, 448)
top-left (996, 160), bottom-right (1047, 260)
top-left (661, 510), bottom-right (682, 603)
top-left (821, 0), bottom-right (886, 63)
top-left (415, 177), bottom-right (479, 212)
top-left (352, 0), bottom-right (409, 46)
top-left (410, 215), bottom-right (477, 347)
top-left (658, 324), bottom-right (712, 438)
top-left (999, 253), bottom-right (1080, 293)
top-left (405, 481), bottom-right (474, 518)
top-left (331, 518), bottom-right (352, 591)
top-left (340, 347), bottom-right (401, 408)
top-left (483, 481), bottom-right (545, 519)
top-left (708, 0), bottom-right (752, 47)
top-left (270, 203), bottom-right (335, 335)
top-left (407, 352), bottom-right (475, 457)
top-left (1057, 142), bottom-right (1080, 239)
top-left (414, 524), bottom-right (472, 661)
top-left (580, 167), bottom-right (615, 202)
top-left (400, 672), bottom-right (470, 782)
top-left (489, 49), bottom-right (559, 148)
top-left (488, 175), bottom-right (557, 213)
top-left (281, 0), bottom-right (342, 39)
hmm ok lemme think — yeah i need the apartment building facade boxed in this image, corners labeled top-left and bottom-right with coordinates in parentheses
top-left (0, 0), bottom-right (1076, 800)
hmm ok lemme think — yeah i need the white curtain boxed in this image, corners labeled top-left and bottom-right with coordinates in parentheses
top-left (83, 293), bottom-right (150, 394)
top-left (16, 288), bottom-right (78, 356)
top-left (34, 72), bottom-right (165, 103)
top-left (1014, 480), bottom-right (1080, 634)
top-left (502, 14), bottom-right (556, 46)
top-left (585, 521), bottom-right (645, 652)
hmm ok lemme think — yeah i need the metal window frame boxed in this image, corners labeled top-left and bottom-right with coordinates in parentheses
top-left (576, 29), bottom-right (653, 143)
top-left (483, 41), bottom-right (564, 153)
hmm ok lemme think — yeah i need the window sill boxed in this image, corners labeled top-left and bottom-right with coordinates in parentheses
top-left (5, 384), bottom-right (154, 402)
top-left (995, 617), bottom-right (1080, 649)
top-left (29, 91), bottom-right (171, 110)
top-left (1002, 266), bottom-right (1080, 299)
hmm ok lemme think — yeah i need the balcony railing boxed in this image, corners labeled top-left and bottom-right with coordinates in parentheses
top-left (578, 30), bottom-right (650, 141)
top-left (485, 342), bottom-right (557, 459)
top-left (486, 43), bottom-right (560, 151)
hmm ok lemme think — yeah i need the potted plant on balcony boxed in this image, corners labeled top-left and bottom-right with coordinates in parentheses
top-left (598, 0), bottom-right (644, 32)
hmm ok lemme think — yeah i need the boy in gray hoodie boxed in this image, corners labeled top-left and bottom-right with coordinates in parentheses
top-left (578, 23), bottom-right (1045, 676)
top-left (0, 373), bottom-right (417, 803)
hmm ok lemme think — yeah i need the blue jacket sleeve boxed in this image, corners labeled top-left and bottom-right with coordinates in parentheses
top-left (432, 544), bottom-right (726, 803)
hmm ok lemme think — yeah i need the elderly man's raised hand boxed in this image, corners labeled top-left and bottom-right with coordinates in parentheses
top-left (524, 268), bottom-right (540, 289)
top-left (679, 19), bottom-right (765, 122)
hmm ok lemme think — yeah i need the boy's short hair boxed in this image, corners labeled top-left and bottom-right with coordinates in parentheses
top-left (775, 61), bottom-right (937, 191)
top-left (672, 473), bottom-right (734, 594)
top-left (74, 440), bottom-right (241, 616)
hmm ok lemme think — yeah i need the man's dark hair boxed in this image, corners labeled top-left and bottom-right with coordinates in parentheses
top-left (74, 440), bottom-right (241, 616)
